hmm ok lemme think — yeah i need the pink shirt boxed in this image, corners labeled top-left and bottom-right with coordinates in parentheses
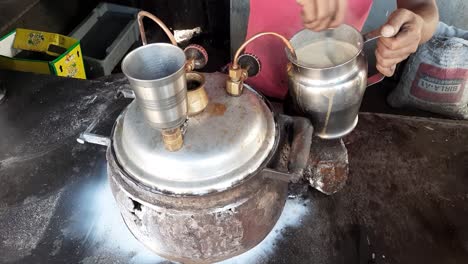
top-left (245, 0), bottom-right (373, 99)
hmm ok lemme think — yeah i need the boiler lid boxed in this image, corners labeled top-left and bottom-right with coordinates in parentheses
top-left (112, 73), bottom-right (276, 195)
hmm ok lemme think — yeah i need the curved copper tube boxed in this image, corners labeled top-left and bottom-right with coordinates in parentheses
top-left (232, 32), bottom-right (296, 69)
top-left (137, 10), bottom-right (177, 46)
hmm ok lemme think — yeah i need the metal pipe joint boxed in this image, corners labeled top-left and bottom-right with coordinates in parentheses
top-left (226, 32), bottom-right (296, 96)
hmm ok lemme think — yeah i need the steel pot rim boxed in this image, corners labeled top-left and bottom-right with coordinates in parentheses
top-left (286, 24), bottom-right (365, 71)
top-left (122, 43), bottom-right (186, 85)
top-left (108, 89), bottom-right (282, 197)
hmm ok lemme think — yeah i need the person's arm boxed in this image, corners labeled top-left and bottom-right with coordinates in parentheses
top-left (396, 0), bottom-right (439, 43)
top-left (376, 0), bottom-right (439, 76)
top-left (298, 0), bottom-right (347, 31)
top-left (298, 0), bottom-right (439, 77)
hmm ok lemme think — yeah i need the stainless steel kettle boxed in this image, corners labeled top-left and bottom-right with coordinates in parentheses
top-left (287, 25), bottom-right (384, 139)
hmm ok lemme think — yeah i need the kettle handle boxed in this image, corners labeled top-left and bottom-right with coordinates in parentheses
top-left (77, 132), bottom-right (110, 146)
top-left (363, 29), bottom-right (382, 43)
top-left (262, 114), bottom-right (313, 183)
top-left (362, 29), bottom-right (385, 87)
top-left (367, 72), bottom-right (385, 87)
top-left (284, 115), bottom-right (314, 175)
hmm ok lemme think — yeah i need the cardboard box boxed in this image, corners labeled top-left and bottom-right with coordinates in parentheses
top-left (0, 28), bottom-right (86, 79)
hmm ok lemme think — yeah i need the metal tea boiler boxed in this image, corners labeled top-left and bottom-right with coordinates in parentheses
top-left (78, 11), bottom-right (314, 264)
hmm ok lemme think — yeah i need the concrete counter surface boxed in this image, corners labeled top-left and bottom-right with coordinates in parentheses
top-left (0, 71), bottom-right (467, 264)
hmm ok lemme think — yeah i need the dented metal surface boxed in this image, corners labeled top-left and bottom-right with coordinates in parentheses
top-left (71, 70), bottom-right (316, 262)
top-left (69, 71), bottom-right (315, 263)
top-left (107, 147), bottom-right (288, 263)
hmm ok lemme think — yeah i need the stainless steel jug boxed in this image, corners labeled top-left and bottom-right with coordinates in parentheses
top-left (287, 25), bottom-right (384, 139)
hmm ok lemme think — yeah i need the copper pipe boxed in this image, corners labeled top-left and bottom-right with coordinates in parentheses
top-left (137, 10), bottom-right (177, 46)
top-left (232, 32), bottom-right (296, 69)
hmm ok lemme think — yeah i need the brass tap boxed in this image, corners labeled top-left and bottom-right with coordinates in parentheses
top-left (185, 59), bottom-right (196, 72)
top-left (161, 127), bottom-right (183, 152)
top-left (226, 66), bottom-right (248, 96)
top-left (226, 32), bottom-right (296, 96)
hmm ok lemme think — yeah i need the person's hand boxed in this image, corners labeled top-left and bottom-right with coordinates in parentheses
top-left (297, 0), bottom-right (347, 31)
top-left (376, 8), bottom-right (425, 77)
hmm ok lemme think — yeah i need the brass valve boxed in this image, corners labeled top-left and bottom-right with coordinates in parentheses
top-left (226, 32), bottom-right (295, 96)
top-left (161, 127), bottom-right (183, 152)
top-left (226, 66), bottom-right (248, 96)
top-left (226, 53), bottom-right (262, 96)
top-left (185, 59), bottom-right (196, 72)
top-left (184, 44), bottom-right (208, 72)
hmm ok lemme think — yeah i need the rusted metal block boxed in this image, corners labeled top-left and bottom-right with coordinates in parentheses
top-left (304, 138), bottom-right (349, 195)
